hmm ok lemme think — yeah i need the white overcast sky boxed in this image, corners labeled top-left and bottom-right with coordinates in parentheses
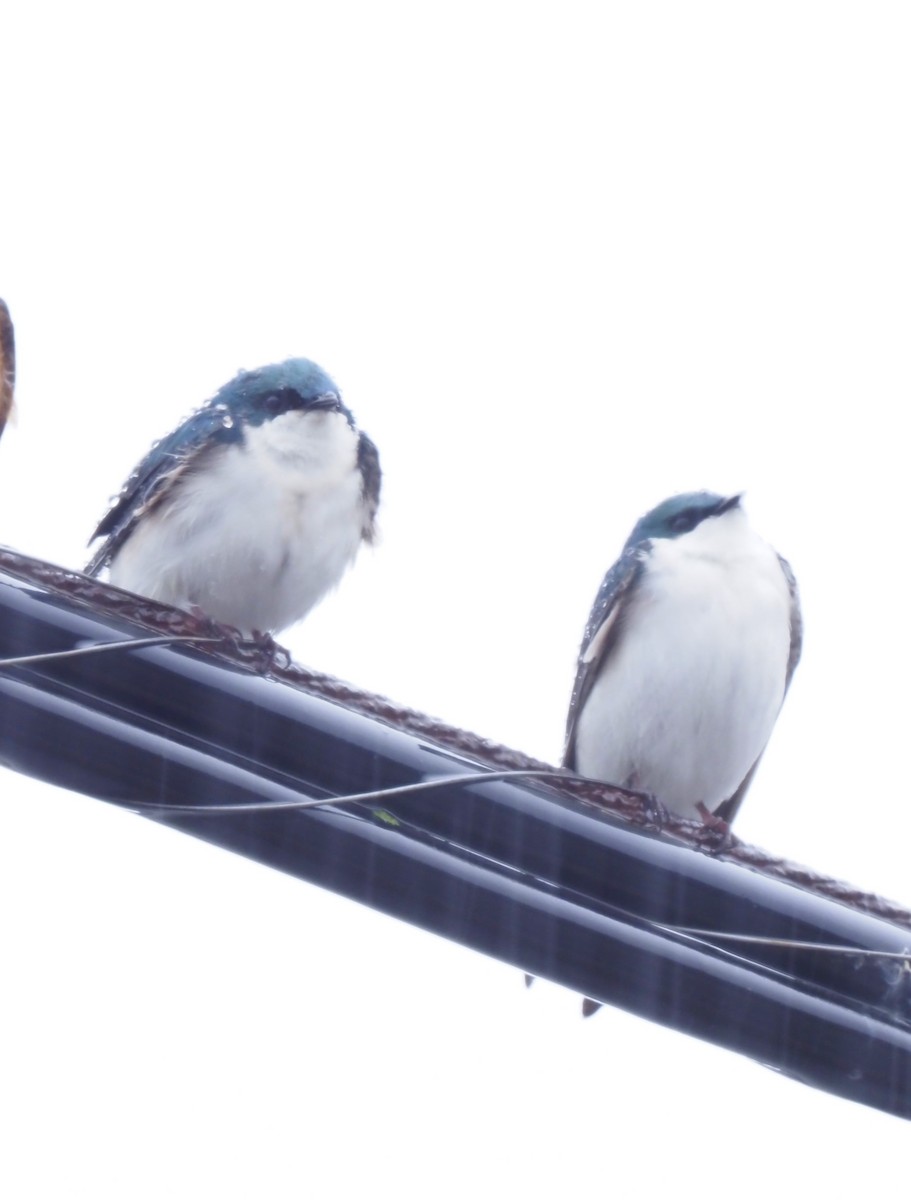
top-left (2, 3), bottom-right (911, 1196)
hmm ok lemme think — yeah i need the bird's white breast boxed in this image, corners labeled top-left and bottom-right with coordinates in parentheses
top-left (110, 409), bottom-right (369, 634)
top-left (573, 511), bottom-right (793, 818)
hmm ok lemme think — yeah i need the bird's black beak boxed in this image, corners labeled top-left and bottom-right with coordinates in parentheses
top-left (310, 392), bottom-right (342, 413)
top-left (715, 493), bottom-right (743, 516)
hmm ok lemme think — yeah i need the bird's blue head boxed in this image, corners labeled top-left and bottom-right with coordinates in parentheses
top-left (626, 491), bottom-right (742, 550)
top-left (212, 357), bottom-right (352, 429)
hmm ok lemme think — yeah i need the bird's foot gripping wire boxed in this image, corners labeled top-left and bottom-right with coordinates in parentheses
top-left (695, 801), bottom-right (735, 852)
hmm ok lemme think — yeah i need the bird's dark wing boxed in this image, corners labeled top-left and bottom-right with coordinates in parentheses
top-left (0, 299), bottom-right (15, 441)
top-left (357, 432), bottom-right (382, 543)
top-left (85, 402), bottom-right (243, 574)
top-left (777, 552), bottom-right (803, 691)
top-left (714, 552), bottom-right (803, 825)
top-left (563, 545), bottom-right (646, 770)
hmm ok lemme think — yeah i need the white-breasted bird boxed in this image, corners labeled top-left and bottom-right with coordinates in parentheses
top-left (562, 491), bottom-right (801, 1017)
top-left (565, 491), bottom-right (801, 824)
top-left (86, 358), bottom-right (380, 636)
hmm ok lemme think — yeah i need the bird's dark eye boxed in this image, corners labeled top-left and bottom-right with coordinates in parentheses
top-left (669, 509), bottom-right (698, 534)
top-left (262, 391), bottom-right (286, 414)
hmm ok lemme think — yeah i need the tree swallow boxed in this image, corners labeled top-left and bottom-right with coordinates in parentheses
top-left (563, 491), bottom-right (800, 1017)
top-left (564, 492), bottom-right (801, 827)
top-left (0, 299), bottom-right (15, 442)
top-left (86, 358), bottom-right (381, 636)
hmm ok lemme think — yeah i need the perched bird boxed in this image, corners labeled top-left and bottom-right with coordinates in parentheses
top-left (565, 491), bottom-right (801, 821)
top-left (87, 358), bottom-right (381, 636)
top-left (562, 491), bottom-right (801, 1016)
top-left (0, 298), bottom-right (15, 442)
